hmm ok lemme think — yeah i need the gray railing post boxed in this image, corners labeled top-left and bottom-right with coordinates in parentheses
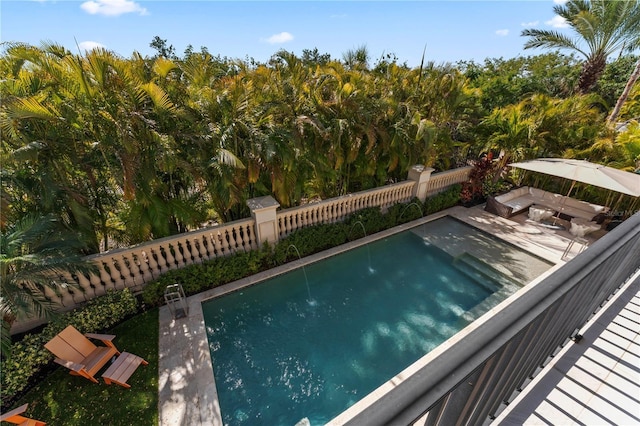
top-left (408, 164), bottom-right (435, 202)
top-left (247, 195), bottom-right (281, 247)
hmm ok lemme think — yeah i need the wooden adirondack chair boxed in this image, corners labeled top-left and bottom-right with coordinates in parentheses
top-left (44, 325), bottom-right (120, 383)
top-left (0, 403), bottom-right (46, 425)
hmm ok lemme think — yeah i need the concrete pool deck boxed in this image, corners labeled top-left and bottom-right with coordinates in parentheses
top-left (157, 205), bottom-right (611, 425)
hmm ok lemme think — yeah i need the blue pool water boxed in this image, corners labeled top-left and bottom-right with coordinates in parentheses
top-left (202, 218), bottom-right (535, 425)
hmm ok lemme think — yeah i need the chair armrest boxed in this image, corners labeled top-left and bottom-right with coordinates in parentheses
top-left (85, 332), bottom-right (115, 341)
top-left (0, 403), bottom-right (29, 421)
top-left (53, 357), bottom-right (85, 372)
top-left (85, 333), bottom-right (118, 350)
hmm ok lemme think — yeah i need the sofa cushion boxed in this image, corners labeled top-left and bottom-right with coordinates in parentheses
top-left (501, 194), bottom-right (536, 213)
top-left (563, 197), bottom-right (607, 214)
top-left (495, 186), bottom-right (529, 203)
top-left (529, 187), bottom-right (552, 200)
top-left (485, 196), bottom-right (514, 218)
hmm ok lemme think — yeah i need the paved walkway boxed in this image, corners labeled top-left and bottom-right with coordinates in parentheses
top-left (493, 272), bottom-right (640, 425)
top-left (158, 292), bottom-right (219, 425)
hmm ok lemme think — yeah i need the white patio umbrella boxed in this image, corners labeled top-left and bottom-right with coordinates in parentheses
top-left (508, 158), bottom-right (640, 198)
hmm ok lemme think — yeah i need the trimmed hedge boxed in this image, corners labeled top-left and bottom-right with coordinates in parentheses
top-left (141, 246), bottom-right (275, 307)
top-left (425, 184), bottom-right (462, 215)
top-left (142, 188), bottom-right (461, 307)
top-left (1, 289), bottom-right (138, 408)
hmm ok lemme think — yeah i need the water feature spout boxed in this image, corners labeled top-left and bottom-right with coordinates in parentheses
top-left (348, 220), bottom-right (367, 240)
top-left (288, 244), bottom-right (315, 305)
top-left (398, 202), bottom-right (424, 223)
top-left (399, 202), bottom-right (428, 242)
top-left (348, 221), bottom-right (373, 273)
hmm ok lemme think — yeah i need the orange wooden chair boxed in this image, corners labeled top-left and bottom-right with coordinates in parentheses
top-left (44, 325), bottom-right (120, 383)
top-left (0, 403), bottom-right (46, 426)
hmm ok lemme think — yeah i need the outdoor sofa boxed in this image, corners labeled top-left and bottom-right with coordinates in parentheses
top-left (486, 186), bottom-right (608, 221)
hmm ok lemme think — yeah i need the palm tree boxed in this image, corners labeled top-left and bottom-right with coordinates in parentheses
top-left (521, 0), bottom-right (640, 94)
top-left (1, 214), bottom-right (96, 356)
top-left (1, 42), bottom-right (105, 253)
top-left (608, 59), bottom-right (640, 125)
top-left (342, 45), bottom-right (370, 71)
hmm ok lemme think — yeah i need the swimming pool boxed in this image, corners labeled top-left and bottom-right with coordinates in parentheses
top-left (202, 216), bottom-right (552, 425)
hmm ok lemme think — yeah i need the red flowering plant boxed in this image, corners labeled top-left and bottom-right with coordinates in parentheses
top-left (460, 152), bottom-right (508, 205)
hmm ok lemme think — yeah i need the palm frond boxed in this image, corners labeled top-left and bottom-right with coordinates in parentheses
top-left (1, 213), bottom-right (95, 323)
top-left (138, 82), bottom-right (176, 112)
top-left (152, 57), bottom-right (178, 78)
top-left (1, 318), bottom-right (12, 360)
top-left (522, 29), bottom-right (587, 58)
top-left (0, 113), bottom-right (22, 142)
top-left (5, 97), bottom-right (59, 120)
top-left (211, 148), bottom-right (246, 169)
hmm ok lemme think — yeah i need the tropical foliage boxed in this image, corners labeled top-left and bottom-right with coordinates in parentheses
top-left (0, 43), bottom-right (474, 251)
top-left (0, 214), bottom-right (96, 355)
top-left (521, 0), bottom-right (640, 93)
top-left (2, 42), bottom-right (637, 253)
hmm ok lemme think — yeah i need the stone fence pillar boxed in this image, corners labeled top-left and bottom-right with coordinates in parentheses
top-left (407, 164), bottom-right (435, 202)
top-left (247, 195), bottom-right (281, 247)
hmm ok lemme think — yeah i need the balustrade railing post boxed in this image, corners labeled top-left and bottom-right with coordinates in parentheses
top-left (408, 164), bottom-right (435, 203)
top-left (247, 195), bottom-right (281, 247)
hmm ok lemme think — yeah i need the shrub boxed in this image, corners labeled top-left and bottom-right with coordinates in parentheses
top-left (1, 288), bottom-right (138, 408)
top-left (274, 223), bottom-right (350, 264)
top-left (141, 245), bottom-right (274, 307)
top-left (461, 154), bottom-right (499, 204)
top-left (424, 184), bottom-right (462, 215)
top-left (345, 207), bottom-right (390, 234)
top-left (386, 198), bottom-right (424, 225)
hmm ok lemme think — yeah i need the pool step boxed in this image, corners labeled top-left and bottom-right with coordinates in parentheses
top-left (460, 284), bottom-right (518, 324)
top-left (452, 252), bottom-right (522, 324)
top-left (453, 252), bottom-right (519, 289)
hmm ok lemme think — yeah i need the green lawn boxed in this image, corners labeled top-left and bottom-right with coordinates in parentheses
top-left (7, 308), bottom-right (159, 426)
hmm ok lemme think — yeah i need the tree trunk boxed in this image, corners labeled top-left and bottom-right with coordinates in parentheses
top-left (607, 59), bottom-right (640, 126)
top-left (577, 54), bottom-right (607, 94)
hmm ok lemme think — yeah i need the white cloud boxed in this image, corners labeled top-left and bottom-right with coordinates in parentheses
top-left (521, 20), bottom-right (539, 27)
top-left (546, 15), bottom-right (569, 28)
top-left (495, 29), bottom-right (509, 36)
top-left (78, 41), bottom-right (106, 51)
top-left (80, 0), bottom-right (148, 16)
top-left (553, 0), bottom-right (568, 4)
top-left (262, 32), bottom-right (294, 44)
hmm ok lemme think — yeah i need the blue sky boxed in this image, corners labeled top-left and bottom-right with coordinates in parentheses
top-left (2, 0), bottom-right (571, 67)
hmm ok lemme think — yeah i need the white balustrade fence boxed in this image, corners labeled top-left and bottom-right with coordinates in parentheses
top-left (11, 219), bottom-right (258, 333)
top-left (425, 166), bottom-right (473, 197)
top-left (276, 181), bottom-right (416, 239)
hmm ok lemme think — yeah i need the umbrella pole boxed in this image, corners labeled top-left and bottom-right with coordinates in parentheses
top-left (612, 193), bottom-right (624, 215)
top-left (553, 180), bottom-right (576, 226)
